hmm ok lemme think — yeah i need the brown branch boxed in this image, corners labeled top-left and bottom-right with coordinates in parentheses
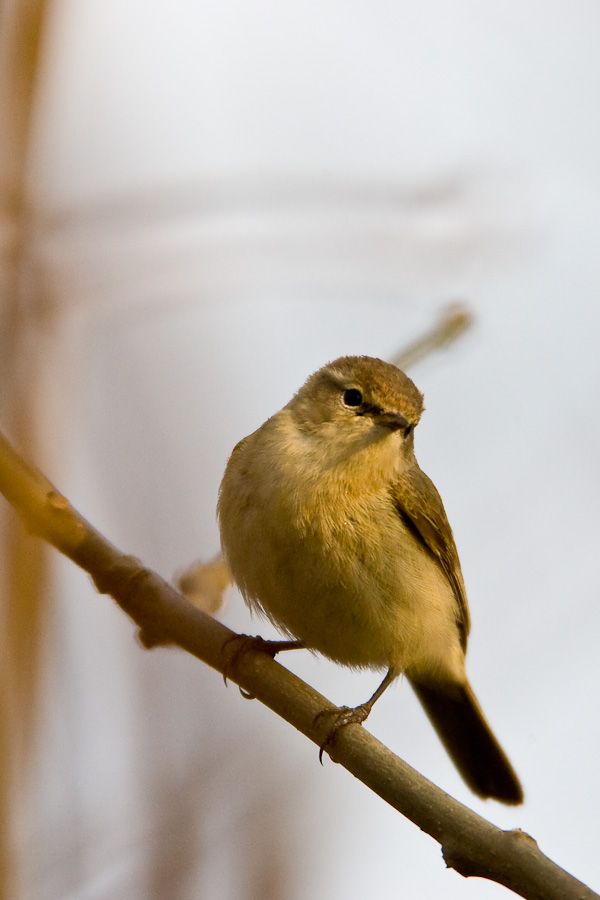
top-left (390, 301), bottom-right (474, 370)
top-left (0, 3), bottom-right (55, 899)
top-left (0, 428), bottom-right (597, 900)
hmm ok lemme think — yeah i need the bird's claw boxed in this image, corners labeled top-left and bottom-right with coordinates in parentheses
top-left (221, 633), bottom-right (276, 694)
top-left (221, 634), bottom-right (301, 697)
top-left (313, 703), bottom-right (372, 763)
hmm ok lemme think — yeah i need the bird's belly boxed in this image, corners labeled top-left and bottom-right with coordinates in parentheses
top-left (231, 496), bottom-right (462, 680)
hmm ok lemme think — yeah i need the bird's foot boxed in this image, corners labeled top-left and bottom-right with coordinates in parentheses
top-left (221, 634), bottom-right (303, 697)
top-left (314, 702), bottom-right (373, 763)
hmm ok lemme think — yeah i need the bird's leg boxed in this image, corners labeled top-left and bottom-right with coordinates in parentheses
top-left (315, 668), bottom-right (398, 762)
top-left (221, 634), bottom-right (304, 692)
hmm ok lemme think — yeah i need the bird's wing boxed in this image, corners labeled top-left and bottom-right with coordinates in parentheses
top-left (391, 465), bottom-right (470, 648)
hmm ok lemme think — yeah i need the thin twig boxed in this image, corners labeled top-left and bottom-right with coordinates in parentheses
top-left (391, 301), bottom-right (474, 370)
top-left (0, 430), bottom-right (596, 900)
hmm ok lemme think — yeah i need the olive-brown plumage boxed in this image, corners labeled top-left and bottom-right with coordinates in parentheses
top-left (218, 356), bottom-right (523, 804)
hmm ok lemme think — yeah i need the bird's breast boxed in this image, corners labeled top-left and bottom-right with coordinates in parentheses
top-left (219, 419), bottom-right (463, 679)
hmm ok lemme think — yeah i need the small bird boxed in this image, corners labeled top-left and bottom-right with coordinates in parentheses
top-left (218, 356), bottom-right (523, 804)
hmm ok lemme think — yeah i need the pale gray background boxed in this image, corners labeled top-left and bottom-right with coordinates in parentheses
top-left (11, 1), bottom-right (600, 897)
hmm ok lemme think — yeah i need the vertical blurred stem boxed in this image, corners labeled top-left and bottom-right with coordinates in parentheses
top-left (0, 1), bottom-right (51, 898)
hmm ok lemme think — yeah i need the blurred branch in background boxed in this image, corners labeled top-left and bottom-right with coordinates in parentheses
top-left (391, 301), bottom-right (474, 371)
top-left (0, 2), bottom-right (53, 899)
top-left (0, 427), bottom-right (597, 900)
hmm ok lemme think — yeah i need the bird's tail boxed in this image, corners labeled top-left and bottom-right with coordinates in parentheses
top-left (410, 678), bottom-right (523, 805)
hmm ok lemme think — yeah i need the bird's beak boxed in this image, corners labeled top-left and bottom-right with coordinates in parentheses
top-left (372, 411), bottom-right (410, 432)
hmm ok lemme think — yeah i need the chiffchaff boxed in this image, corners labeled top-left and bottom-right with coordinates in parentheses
top-left (218, 356), bottom-right (523, 804)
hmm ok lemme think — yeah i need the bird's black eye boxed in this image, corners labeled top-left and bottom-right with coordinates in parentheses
top-left (343, 388), bottom-right (363, 407)
top-left (404, 424), bottom-right (413, 437)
